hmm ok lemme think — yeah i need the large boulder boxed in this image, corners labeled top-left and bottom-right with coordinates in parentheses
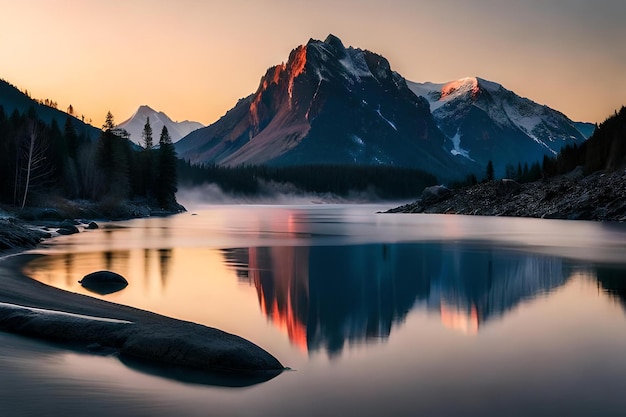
top-left (79, 271), bottom-right (128, 295)
top-left (86, 221), bottom-right (99, 230)
top-left (57, 219), bottom-right (80, 235)
top-left (421, 185), bottom-right (452, 205)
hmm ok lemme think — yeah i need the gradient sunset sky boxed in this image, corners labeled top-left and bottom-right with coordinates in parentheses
top-left (1, 0), bottom-right (624, 127)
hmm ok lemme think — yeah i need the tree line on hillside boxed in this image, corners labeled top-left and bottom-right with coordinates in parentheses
top-left (543, 106), bottom-right (626, 177)
top-left (453, 106), bottom-right (626, 189)
top-left (177, 161), bottom-right (438, 199)
top-left (0, 106), bottom-right (178, 210)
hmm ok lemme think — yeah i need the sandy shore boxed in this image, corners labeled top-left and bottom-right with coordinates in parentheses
top-left (0, 252), bottom-right (284, 385)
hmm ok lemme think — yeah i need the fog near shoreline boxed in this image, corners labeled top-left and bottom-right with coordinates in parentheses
top-left (175, 182), bottom-right (412, 209)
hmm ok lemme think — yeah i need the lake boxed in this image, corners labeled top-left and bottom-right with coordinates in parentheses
top-left (4, 203), bottom-right (626, 416)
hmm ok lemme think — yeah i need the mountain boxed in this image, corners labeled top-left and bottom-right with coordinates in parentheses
top-left (117, 105), bottom-right (203, 145)
top-left (407, 77), bottom-right (592, 175)
top-left (176, 35), bottom-right (472, 181)
top-left (0, 78), bottom-right (99, 139)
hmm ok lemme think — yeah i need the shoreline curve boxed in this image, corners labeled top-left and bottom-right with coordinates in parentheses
top-left (0, 253), bottom-right (284, 385)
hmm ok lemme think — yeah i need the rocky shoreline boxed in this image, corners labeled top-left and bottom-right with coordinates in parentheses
top-left (0, 202), bottom-right (285, 384)
top-left (388, 167), bottom-right (626, 222)
top-left (0, 198), bottom-right (186, 254)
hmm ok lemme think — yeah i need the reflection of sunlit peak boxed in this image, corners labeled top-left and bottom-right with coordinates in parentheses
top-left (440, 301), bottom-right (479, 336)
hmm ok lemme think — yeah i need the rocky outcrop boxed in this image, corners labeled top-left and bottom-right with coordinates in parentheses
top-left (388, 168), bottom-right (626, 222)
top-left (421, 185), bottom-right (452, 204)
top-left (0, 301), bottom-right (284, 378)
top-left (0, 219), bottom-right (50, 252)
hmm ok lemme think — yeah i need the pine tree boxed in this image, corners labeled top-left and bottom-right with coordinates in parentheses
top-left (63, 116), bottom-right (78, 159)
top-left (103, 111), bottom-right (115, 131)
top-left (96, 111), bottom-right (130, 200)
top-left (155, 126), bottom-right (178, 209)
top-left (485, 160), bottom-right (495, 181)
top-left (142, 117), bottom-right (153, 150)
top-left (140, 117), bottom-right (154, 197)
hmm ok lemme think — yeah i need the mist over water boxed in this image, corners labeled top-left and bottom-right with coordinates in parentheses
top-left (8, 204), bottom-right (626, 416)
top-left (176, 183), bottom-right (411, 207)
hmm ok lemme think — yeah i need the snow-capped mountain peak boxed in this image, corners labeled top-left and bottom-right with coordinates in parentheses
top-left (117, 106), bottom-right (204, 145)
top-left (407, 77), bottom-right (591, 174)
top-left (441, 77), bottom-right (479, 99)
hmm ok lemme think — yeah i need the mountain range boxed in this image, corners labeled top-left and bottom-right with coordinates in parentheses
top-left (407, 77), bottom-right (592, 174)
top-left (117, 105), bottom-right (203, 145)
top-left (175, 35), bottom-right (593, 181)
top-left (175, 34), bottom-right (474, 180)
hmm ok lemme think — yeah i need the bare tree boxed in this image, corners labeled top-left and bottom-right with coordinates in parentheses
top-left (19, 121), bottom-right (52, 209)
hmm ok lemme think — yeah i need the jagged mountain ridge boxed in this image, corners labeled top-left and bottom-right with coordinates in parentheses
top-left (117, 105), bottom-right (203, 145)
top-left (176, 35), bottom-right (472, 180)
top-left (407, 77), bottom-right (593, 175)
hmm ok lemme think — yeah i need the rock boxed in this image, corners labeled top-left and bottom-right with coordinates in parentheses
top-left (60, 219), bottom-right (79, 227)
top-left (57, 219), bottom-right (80, 235)
top-left (57, 225), bottom-right (79, 235)
top-left (86, 221), bottom-right (99, 230)
top-left (388, 168), bottom-right (626, 222)
top-left (0, 301), bottom-right (284, 382)
top-left (496, 179), bottom-right (521, 197)
top-left (0, 218), bottom-right (49, 251)
top-left (421, 185), bottom-right (452, 205)
top-left (79, 271), bottom-right (128, 295)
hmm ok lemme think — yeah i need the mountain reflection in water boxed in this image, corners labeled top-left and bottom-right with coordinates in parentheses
top-left (23, 206), bottom-right (626, 358)
top-left (225, 244), bottom-right (574, 352)
top-left (14, 206), bottom-right (626, 417)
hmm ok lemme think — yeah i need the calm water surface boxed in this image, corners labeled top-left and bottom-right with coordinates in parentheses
top-left (4, 204), bottom-right (626, 416)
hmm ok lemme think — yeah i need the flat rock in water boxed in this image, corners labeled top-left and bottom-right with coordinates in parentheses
top-left (80, 271), bottom-right (128, 295)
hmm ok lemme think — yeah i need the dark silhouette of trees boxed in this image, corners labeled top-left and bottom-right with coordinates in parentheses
top-left (538, 106), bottom-right (626, 179)
top-left (135, 117), bottom-right (155, 197)
top-left (155, 126), bottom-right (178, 208)
top-left (95, 111), bottom-right (131, 201)
top-left (484, 160), bottom-right (494, 182)
top-left (0, 93), bottom-right (181, 212)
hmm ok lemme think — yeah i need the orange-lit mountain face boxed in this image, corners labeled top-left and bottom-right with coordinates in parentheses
top-left (176, 34), bottom-right (474, 180)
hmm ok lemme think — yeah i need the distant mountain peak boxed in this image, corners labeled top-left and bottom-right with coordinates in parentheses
top-left (117, 106), bottom-right (203, 144)
top-left (407, 76), bottom-right (590, 174)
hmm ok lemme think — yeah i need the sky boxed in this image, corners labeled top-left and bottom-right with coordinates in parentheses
top-left (1, 0), bottom-right (624, 127)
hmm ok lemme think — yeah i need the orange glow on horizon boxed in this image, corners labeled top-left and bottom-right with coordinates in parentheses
top-left (1, 1), bottom-right (623, 128)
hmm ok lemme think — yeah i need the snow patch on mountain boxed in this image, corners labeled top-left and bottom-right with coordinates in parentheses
top-left (449, 129), bottom-right (473, 160)
top-left (376, 106), bottom-right (397, 131)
